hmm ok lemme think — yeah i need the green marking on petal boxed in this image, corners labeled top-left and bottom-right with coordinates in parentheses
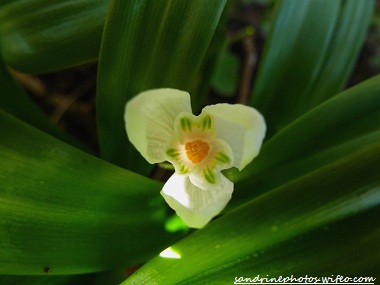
top-left (179, 164), bottom-right (189, 174)
top-left (201, 115), bottom-right (212, 130)
top-left (203, 168), bottom-right (216, 184)
top-left (180, 118), bottom-right (186, 130)
top-left (180, 117), bottom-right (192, 131)
top-left (166, 148), bottom-right (179, 158)
top-left (215, 152), bottom-right (230, 164)
top-left (186, 118), bottom-right (192, 131)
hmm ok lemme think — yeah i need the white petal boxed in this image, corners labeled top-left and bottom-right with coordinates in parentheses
top-left (125, 89), bottom-right (192, 163)
top-left (161, 173), bottom-right (233, 228)
top-left (202, 104), bottom-right (266, 170)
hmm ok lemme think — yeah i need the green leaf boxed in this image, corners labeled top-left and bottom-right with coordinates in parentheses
top-left (0, 109), bottom-right (183, 275)
top-left (122, 142), bottom-right (380, 284)
top-left (229, 74), bottom-right (380, 207)
top-left (210, 45), bottom-right (239, 97)
top-left (0, 0), bottom-right (108, 73)
top-left (0, 274), bottom-right (94, 285)
top-left (295, 0), bottom-right (374, 112)
top-left (0, 61), bottom-right (86, 150)
top-left (192, 2), bottom-right (232, 111)
top-left (251, 0), bottom-right (373, 136)
top-left (96, 0), bottom-right (227, 174)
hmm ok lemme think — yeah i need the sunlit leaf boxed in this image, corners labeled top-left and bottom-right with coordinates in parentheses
top-left (122, 142), bottom-right (380, 284)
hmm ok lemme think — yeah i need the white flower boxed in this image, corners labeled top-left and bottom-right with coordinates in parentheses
top-left (125, 88), bottom-right (266, 228)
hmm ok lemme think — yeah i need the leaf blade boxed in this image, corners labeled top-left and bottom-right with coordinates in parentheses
top-left (96, 0), bottom-right (227, 173)
top-left (0, 109), bottom-right (182, 275)
top-left (250, 0), bottom-right (373, 135)
top-left (296, 0), bottom-right (375, 112)
top-left (0, 0), bottom-right (108, 73)
top-left (229, 74), bottom-right (380, 207)
top-left (122, 142), bottom-right (380, 284)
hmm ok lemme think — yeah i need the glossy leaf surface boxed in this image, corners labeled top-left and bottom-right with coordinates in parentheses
top-left (0, 0), bottom-right (108, 73)
top-left (230, 74), bottom-right (380, 207)
top-left (0, 274), bottom-right (94, 285)
top-left (296, 0), bottom-right (374, 112)
top-left (0, 109), bottom-right (182, 275)
top-left (251, 0), bottom-right (374, 135)
top-left (123, 141), bottom-right (380, 284)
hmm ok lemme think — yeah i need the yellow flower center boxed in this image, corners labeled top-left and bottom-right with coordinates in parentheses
top-left (185, 140), bottom-right (210, 163)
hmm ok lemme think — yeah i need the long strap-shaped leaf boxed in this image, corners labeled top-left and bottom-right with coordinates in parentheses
top-left (250, 0), bottom-right (374, 136)
top-left (0, 274), bottom-right (94, 285)
top-left (0, 0), bottom-right (108, 73)
top-left (0, 109), bottom-right (183, 275)
top-left (296, 0), bottom-right (374, 112)
top-left (97, 0), bottom-right (226, 174)
top-left (123, 142), bottom-right (380, 284)
top-left (228, 74), bottom-right (380, 208)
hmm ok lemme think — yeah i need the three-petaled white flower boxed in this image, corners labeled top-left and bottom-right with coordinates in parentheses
top-left (125, 89), bottom-right (266, 228)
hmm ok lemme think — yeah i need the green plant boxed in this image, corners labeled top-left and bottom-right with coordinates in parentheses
top-left (0, 0), bottom-right (378, 284)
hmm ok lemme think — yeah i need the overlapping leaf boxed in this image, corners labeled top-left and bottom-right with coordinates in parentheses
top-left (0, 0), bottom-right (109, 73)
top-left (0, 61), bottom-right (85, 149)
top-left (0, 0), bottom-right (378, 284)
top-left (123, 141), bottom-right (380, 284)
top-left (296, 0), bottom-right (374, 112)
top-left (97, 0), bottom-right (227, 174)
top-left (251, 0), bottom-right (374, 135)
top-left (0, 109), bottom-right (183, 275)
top-left (229, 74), bottom-right (380, 207)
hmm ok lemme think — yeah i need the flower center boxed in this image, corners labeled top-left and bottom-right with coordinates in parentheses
top-left (185, 140), bottom-right (210, 163)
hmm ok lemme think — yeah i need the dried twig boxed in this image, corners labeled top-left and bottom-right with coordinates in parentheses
top-left (50, 79), bottom-right (94, 123)
top-left (238, 35), bottom-right (257, 105)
